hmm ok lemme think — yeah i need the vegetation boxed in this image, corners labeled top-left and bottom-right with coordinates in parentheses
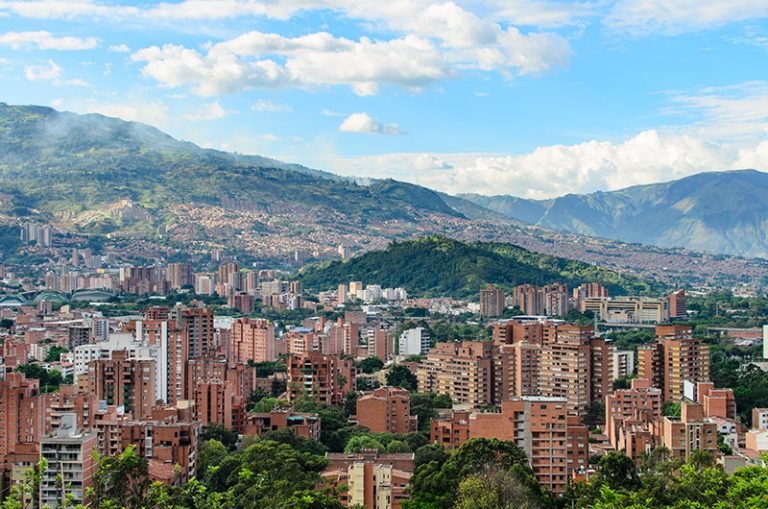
top-left (0, 103), bottom-right (461, 237)
top-left (15, 363), bottom-right (64, 392)
top-left (300, 236), bottom-right (658, 299)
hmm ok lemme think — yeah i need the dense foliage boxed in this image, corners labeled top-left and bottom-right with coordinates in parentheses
top-left (0, 103), bottom-right (460, 232)
top-left (300, 236), bottom-right (658, 299)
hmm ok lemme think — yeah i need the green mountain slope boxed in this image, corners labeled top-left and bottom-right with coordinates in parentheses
top-left (0, 103), bottom-right (462, 227)
top-left (299, 235), bottom-right (658, 298)
top-left (460, 170), bottom-right (768, 257)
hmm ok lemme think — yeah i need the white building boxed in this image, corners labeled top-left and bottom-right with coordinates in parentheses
top-left (398, 327), bottom-right (431, 356)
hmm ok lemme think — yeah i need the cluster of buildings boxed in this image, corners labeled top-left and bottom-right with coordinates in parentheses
top-left (0, 265), bottom-right (763, 509)
top-left (478, 282), bottom-right (688, 324)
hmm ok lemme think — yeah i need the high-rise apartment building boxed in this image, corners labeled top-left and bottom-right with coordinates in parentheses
top-left (479, 284), bottom-right (505, 318)
top-left (229, 318), bottom-right (276, 364)
top-left (286, 352), bottom-right (355, 405)
top-left (638, 325), bottom-right (710, 402)
top-left (356, 387), bottom-right (417, 434)
top-left (398, 328), bottom-right (430, 356)
top-left (167, 263), bottom-right (193, 290)
top-left (605, 378), bottom-right (662, 455)
top-left (430, 397), bottom-right (586, 495)
top-left (87, 350), bottom-right (157, 419)
top-left (417, 341), bottom-right (494, 408)
top-left (180, 308), bottom-right (215, 359)
top-left (39, 414), bottom-right (98, 509)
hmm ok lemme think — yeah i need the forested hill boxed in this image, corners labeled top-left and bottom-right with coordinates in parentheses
top-left (299, 236), bottom-right (659, 299)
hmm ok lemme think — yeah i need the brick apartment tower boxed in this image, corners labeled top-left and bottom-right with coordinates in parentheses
top-left (230, 318), bottom-right (276, 364)
top-left (638, 325), bottom-right (710, 402)
top-left (479, 284), bottom-right (505, 318)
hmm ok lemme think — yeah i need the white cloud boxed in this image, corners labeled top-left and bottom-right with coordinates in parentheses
top-left (50, 98), bottom-right (64, 108)
top-left (663, 81), bottom-right (768, 141)
top-left (258, 133), bottom-right (282, 142)
top-left (131, 26), bottom-right (569, 96)
top-left (321, 108), bottom-right (345, 117)
top-left (324, 129), bottom-right (753, 198)
top-left (108, 43), bottom-right (130, 52)
top-left (606, 0), bottom-right (768, 34)
top-left (252, 99), bottom-right (291, 112)
top-left (24, 59), bottom-right (62, 80)
top-left (185, 100), bottom-right (232, 121)
top-left (0, 30), bottom-right (97, 50)
top-left (339, 112), bottom-right (403, 135)
top-left (489, 0), bottom-right (596, 28)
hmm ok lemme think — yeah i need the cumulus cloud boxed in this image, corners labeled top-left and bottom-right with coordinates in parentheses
top-left (0, 30), bottom-right (97, 50)
top-left (606, 0), bottom-right (768, 34)
top-left (184, 100), bottom-right (232, 121)
top-left (339, 113), bottom-right (402, 135)
top-left (131, 26), bottom-right (568, 96)
top-left (325, 130), bottom-right (754, 198)
top-left (108, 43), bottom-right (130, 52)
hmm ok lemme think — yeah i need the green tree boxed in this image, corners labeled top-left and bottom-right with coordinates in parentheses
top-left (386, 365), bottom-right (418, 392)
top-left (357, 357), bottom-right (384, 374)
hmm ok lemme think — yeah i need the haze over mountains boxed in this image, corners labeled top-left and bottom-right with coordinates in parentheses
top-left (460, 170), bottom-right (768, 258)
top-left (1, 102), bottom-right (767, 288)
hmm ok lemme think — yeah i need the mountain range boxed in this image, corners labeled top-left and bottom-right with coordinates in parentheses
top-left (1, 102), bottom-right (767, 288)
top-left (460, 170), bottom-right (768, 258)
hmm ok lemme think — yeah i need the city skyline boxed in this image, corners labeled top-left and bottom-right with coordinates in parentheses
top-left (0, 0), bottom-right (766, 197)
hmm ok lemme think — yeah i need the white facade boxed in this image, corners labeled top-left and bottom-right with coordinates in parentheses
top-left (398, 327), bottom-right (430, 356)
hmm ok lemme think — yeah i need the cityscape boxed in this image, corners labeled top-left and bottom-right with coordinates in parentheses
top-left (2, 0), bottom-right (768, 508)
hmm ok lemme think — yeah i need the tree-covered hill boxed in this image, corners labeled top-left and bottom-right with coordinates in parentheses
top-left (299, 235), bottom-right (659, 298)
top-left (0, 103), bottom-right (463, 227)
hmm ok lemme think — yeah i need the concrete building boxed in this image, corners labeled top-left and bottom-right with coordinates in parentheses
top-left (356, 387), bottom-right (417, 434)
top-left (39, 414), bottom-right (98, 509)
top-left (398, 328), bottom-right (430, 356)
top-left (752, 408), bottom-right (768, 430)
top-left (322, 450), bottom-right (415, 509)
top-left (612, 350), bottom-right (636, 380)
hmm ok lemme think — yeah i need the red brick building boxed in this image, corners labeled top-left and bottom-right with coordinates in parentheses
top-left (356, 387), bottom-right (417, 434)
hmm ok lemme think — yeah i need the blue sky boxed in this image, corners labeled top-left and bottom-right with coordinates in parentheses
top-left (0, 0), bottom-right (767, 198)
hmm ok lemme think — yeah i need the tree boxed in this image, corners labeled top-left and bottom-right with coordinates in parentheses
top-left (594, 452), bottom-right (640, 491)
top-left (455, 468), bottom-right (545, 509)
top-left (386, 365), bottom-right (417, 392)
top-left (90, 446), bottom-right (151, 509)
top-left (345, 435), bottom-right (385, 453)
top-left (197, 439), bottom-right (229, 479)
top-left (202, 423), bottom-right (238, 451)
top-left (357, 357), bottom-right (384, 374)
top-left (44, 345), bottom-right (69, 362)
top-left (584, 400), bottom-right (605, 426)
top-left (408, 439), bottom-right (534, 509)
